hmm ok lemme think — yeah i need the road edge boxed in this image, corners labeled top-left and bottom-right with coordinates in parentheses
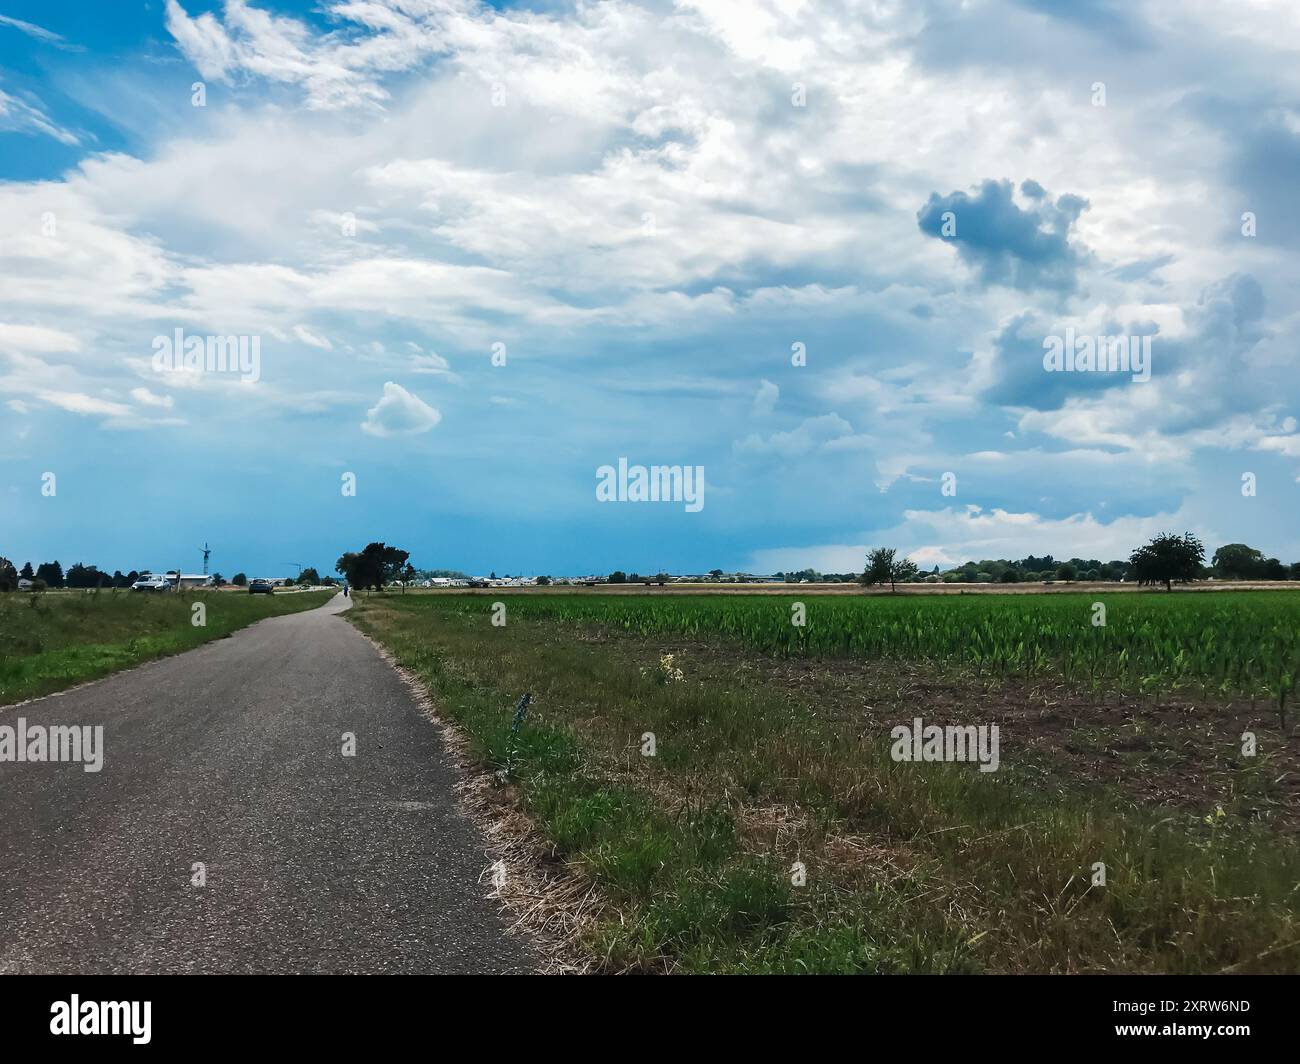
top-left (350, 627), bottom-right (604, 975)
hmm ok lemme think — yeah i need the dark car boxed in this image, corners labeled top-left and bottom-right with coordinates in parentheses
top-left (248, 579), bottom-right (275, 595)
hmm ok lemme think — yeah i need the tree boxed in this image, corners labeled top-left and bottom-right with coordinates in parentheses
top-left (862, 547), bottom-right (919, 592)
top-left (708, 569), bottom-right (724, 580)
top-left (0, 557), bottom-right (17, 592)
top-left (19, 562), bottom-right (33, 580)
top-left (335, 542), bottom-right (410, 591)
top-left (607, 571), bottom-right (627, 584)
top-left (66, 563), bottom-right (108, 589)
top-left (536, 575), bottom-right (552, 586)
top-left (36, 561), bottom-right (64, 588)
top-left (232, 573), bottom-right (248, 587)
top-left (863, 548), bottom-right (894, 588)
top-left (1130, 532), bottom-right (1204, 591)
top-left (1055, 563), bottom-right (1077, 582)
top-left (297, 567), bottom-right (321, 585)
top-left (1212, 543), bottom-right (1266, 580)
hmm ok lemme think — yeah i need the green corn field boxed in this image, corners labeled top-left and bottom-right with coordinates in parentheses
top-left (421, 590), bottom-right (1300, 706)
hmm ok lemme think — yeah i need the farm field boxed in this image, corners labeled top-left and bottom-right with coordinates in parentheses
top-left (349, 589), bottom-right (1300, 974)
top-left (0, 589), bottom-right (335, 706)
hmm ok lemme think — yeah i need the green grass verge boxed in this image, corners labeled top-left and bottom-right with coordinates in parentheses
top-left (0, 589), bottom-right (335, 705)
top-left (349, 593), bottom-right (1300, 974)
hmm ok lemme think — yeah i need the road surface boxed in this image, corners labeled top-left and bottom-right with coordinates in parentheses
top-left (0, 593), bottom-right (533, 973)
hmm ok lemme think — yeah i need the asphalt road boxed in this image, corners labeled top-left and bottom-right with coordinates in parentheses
top-left (0, 593), bottom-right (533, 973)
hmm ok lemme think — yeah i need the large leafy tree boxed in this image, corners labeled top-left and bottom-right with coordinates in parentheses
top-left (1212, 543), bottom-right (1266, 579)
top-left (0, 557), bottom-right (17, 592)
top-left (1130, 532), bottom-right (1205, 591)
top-left (335, 542), bottom-right (410, 591)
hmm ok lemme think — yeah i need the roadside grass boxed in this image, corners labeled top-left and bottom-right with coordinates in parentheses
top-left (350, 593), bottom-right (1300, 974)
top-left (0, 589), bottom-right (335, 706)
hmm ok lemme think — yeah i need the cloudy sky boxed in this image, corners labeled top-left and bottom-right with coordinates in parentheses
top-left (2, 0), bottom-right (1298, 578)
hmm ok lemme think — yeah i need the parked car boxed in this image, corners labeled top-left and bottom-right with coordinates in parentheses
top-left (132, 576), bottom-right (172, 592)
top-left (248, 579), bottom-right (275, 595)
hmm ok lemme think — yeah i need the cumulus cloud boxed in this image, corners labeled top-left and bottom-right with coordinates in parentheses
top-left (359, 381), bottom-right (441, 437)
top-left (917, 179), bottom-right (1089, 294)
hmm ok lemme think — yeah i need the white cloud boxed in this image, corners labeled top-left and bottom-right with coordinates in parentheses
top-left (130, 387), bottom-right (175, 409)
top-left (35, 391), bottom-right (132, 417)
top-left (0, 14), bottom-right (72, 47)
top-left (293, 324), bottom-right (333, 350)
top-left (360, 381), bottom-right (441, 437)
top-left (750, 505), bottom-right (1197, 574)
top-left (735, 413), bottom-right (860, 458)
top-left (752, 378), bottom-right (778, 416)
top-left (409, 351), bottom-right (451, 375)
top-left (0, 323), bottom-right (81, 355)
top-left (0, 89), bottom-right (78, 145)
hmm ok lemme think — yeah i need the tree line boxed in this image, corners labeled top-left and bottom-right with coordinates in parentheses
top-left (0, 559), bottom-right (333, 592)
top-left (4, 533), bottom-right (1298, 594)
top-left (864, 533), bottom-right (1300, 591)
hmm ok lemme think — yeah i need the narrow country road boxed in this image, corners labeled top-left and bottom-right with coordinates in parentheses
top-left (0, 593), bottom-right (533, 973)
